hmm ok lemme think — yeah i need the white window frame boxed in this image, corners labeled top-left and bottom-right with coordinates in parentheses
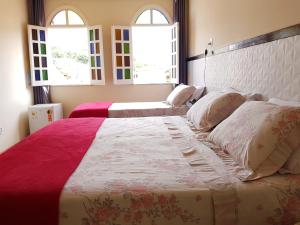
top-left (28, 8), bottom-right (106, 86)
top-left (111, 7), bottom-right (179, 85)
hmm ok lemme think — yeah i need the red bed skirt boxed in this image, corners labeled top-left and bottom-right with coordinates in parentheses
top-left (69, 102), bottom-right (112, 118)
top-left (0, 118), bottom-right (105, 225)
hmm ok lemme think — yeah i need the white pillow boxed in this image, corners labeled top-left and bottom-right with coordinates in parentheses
top-left (268, 98), bottom-right (300, 174)
top-left (189, 86), bottom-right (205, 103)
top-left (166, 84), bottom-right (196, 107)
top-left (208, 101), bottom-right (300, 180)
top-left (222, 87), bottom-right (264, 101)
top-left (187, 91), bottom-right (246, 131)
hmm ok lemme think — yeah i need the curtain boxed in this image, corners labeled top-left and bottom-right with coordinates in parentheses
top-left (173, 0), bottom-right (188, 85)
top-left (27, 0), bottom-right (51, 104)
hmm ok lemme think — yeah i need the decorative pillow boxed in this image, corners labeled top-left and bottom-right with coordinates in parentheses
top-left (208, 101), bottom-right (300, 181)
top-left (166, 84), bottom-right (196, 107)
top-left (268, 98), bottom-right (300, 174)
top-left (187, 91), bottom-right (246, 131)
top-left (222, 87), bottom-right (264, 101)
top-left (189, 86), bottom-right (205, 103)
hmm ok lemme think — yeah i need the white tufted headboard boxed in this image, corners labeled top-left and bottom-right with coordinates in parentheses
top-left (188, 35), bottom-right (300, 101)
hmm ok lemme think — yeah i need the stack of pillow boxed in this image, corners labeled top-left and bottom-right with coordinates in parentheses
top-left (186, 89), bottom-right (300, 181)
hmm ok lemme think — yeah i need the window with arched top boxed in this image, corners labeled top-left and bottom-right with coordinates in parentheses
top-left (50, 9), bottom-right (85, 26)
top-left (111, 8), bottom-right (178, 84)
top-left (135, 9), bottom-right (169, 25)
top-left (27, 9), bottom-right (105, 86)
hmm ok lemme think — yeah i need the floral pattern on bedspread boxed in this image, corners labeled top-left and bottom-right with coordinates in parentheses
top-left (59, 116), bottom-right (300, 225)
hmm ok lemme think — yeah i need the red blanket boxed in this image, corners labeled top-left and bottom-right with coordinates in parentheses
top-left (0, 118), bottom-right (105, 225)
top-left (69, 102), bottom-right (113, 118)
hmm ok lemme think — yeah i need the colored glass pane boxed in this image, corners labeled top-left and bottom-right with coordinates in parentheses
top-left (116, 43), bottom-right (122, 54)
top-left (97, 69), bottom-right (101, 80)
top-left (34, 57), bottom-right (40, 67)
top-left (41, 57), bottom-right (47, 67)
top-left (33, 43), bottom-right (39, 54)
top-left (124, 56), bottom-right (130, 67)
top-left (42, 70), bottom-right (48, 80)
top-left (115, 29), bottom-right (121, 40)
top-left (91, 56), bottom-right (95, 67)
top-left (92, 69), bottom-right (96, 80)
top-left (123, 29), bottom-right (129, 41)
top-left (40, 43), bottom-right (46, 55)
top-left (35, 70), bottom-right (41, 81)
top-left (95, 29), bottom-right (99, 40)
top-left (96, 56), bottom-right (101, 67)
top-left (116, 56), bottom-right (122, 67)
top-left (96, 43), bottom-right (100, 54)
top-left (125, 69), bottom-right (131, 79)
top-left (117, 69), bottom-right (123, 79)
top-left (40, 30), bottom-right (46, 42)
top-left (123, 43), bottom-right (130, 54)
top-left (89, 30), bottom-right (94, 41)
top-left (90, 43), bottom-right (94, 54)
top-left (32, 29), bottom-right (38, 41)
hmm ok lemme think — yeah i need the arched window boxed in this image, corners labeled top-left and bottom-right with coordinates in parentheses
top-left (129, 8), bottom-right (178, 84)
top-left (135, 9), bottom-right (169, 25)
top-left (45, 9), bottom-right (105, 85)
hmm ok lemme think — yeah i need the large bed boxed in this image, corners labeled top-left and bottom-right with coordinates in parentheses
top-left (1, 116), bottom-right (299, 225)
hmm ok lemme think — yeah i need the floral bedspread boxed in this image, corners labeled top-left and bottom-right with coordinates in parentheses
top-left (59, 116), bottom-right (300, 225)
top-left (108, 102), bottom-right (188, 118)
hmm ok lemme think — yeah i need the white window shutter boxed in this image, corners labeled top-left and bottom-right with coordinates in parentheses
top-left (111, 26), bottom-right (134, 85)
top-left (171, 23), bottom-right (179, 84)
top-left (28, 25), bottom-right (50, 86)
top-left (88, 26), bottom-right (105, 85)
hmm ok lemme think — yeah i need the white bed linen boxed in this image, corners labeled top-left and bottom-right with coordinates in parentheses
top-left (108, 101), bottom-right (189, 118)
top-left (59, 116), bottom-right (300, 225)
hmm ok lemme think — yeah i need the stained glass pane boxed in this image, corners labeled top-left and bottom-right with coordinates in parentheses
top-left (123, 43), bottom-right (129, 54)
top-left (32, 29), bottom-right (38, 41)
top-left (89, 30), bottom-right (94, 41)
top-left (124, 56), bottom-right (130, 67)
top-left (90, 43), bottom-right (94, 54)
top-left (123, 29), bottom-right (129, 41)
top-left (117, 69), bottom-right (123, 79)
top-left (115, 29), bottom-right (121, 40)
top-left (42, 70), bottom-right (48, 80)
top-left (116, 43), bottom-right (122, 54)
top-left (125, 69), bottom-right (131, 79)
top-left (95, 29), bottom-right (99, 40)
top-left (96, 43), bottom-right (100, 54)
top-left (97, 69), bottom-right (101, 80)
top-left (35, 70), bottom-right (41, 81)
top-left (40, 30), bottom-right (46, 42)
top-left (91, 56), bottom-right (95, 67)
top-left (34, 57), bottom-right (40, 67)
top-left (96, 56), bottom-right (101, 67)
top-left (42, 57), bottom-right (47, 67)
top-left (33, 43), bottom-right (39, 54)
top-left (40, 43), bottom-right (46, 55)
top-left (92, 69), bottom-right (96, 80)
top-left (116, 56), bottom-right (122, 67)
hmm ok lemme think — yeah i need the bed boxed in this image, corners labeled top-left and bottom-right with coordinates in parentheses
top-left (69, 85), bottom-right (201, 118)
top-left (1, 116), bottom-right (299, 225)
top-left (69, 101), bottom-right (189, 118)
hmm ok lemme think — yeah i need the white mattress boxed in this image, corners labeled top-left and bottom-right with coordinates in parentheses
top-left (108, 101), bottom-right (189, 118)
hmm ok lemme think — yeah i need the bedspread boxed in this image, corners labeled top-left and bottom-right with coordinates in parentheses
top-left (59, 116), bottom-right (300, 225)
